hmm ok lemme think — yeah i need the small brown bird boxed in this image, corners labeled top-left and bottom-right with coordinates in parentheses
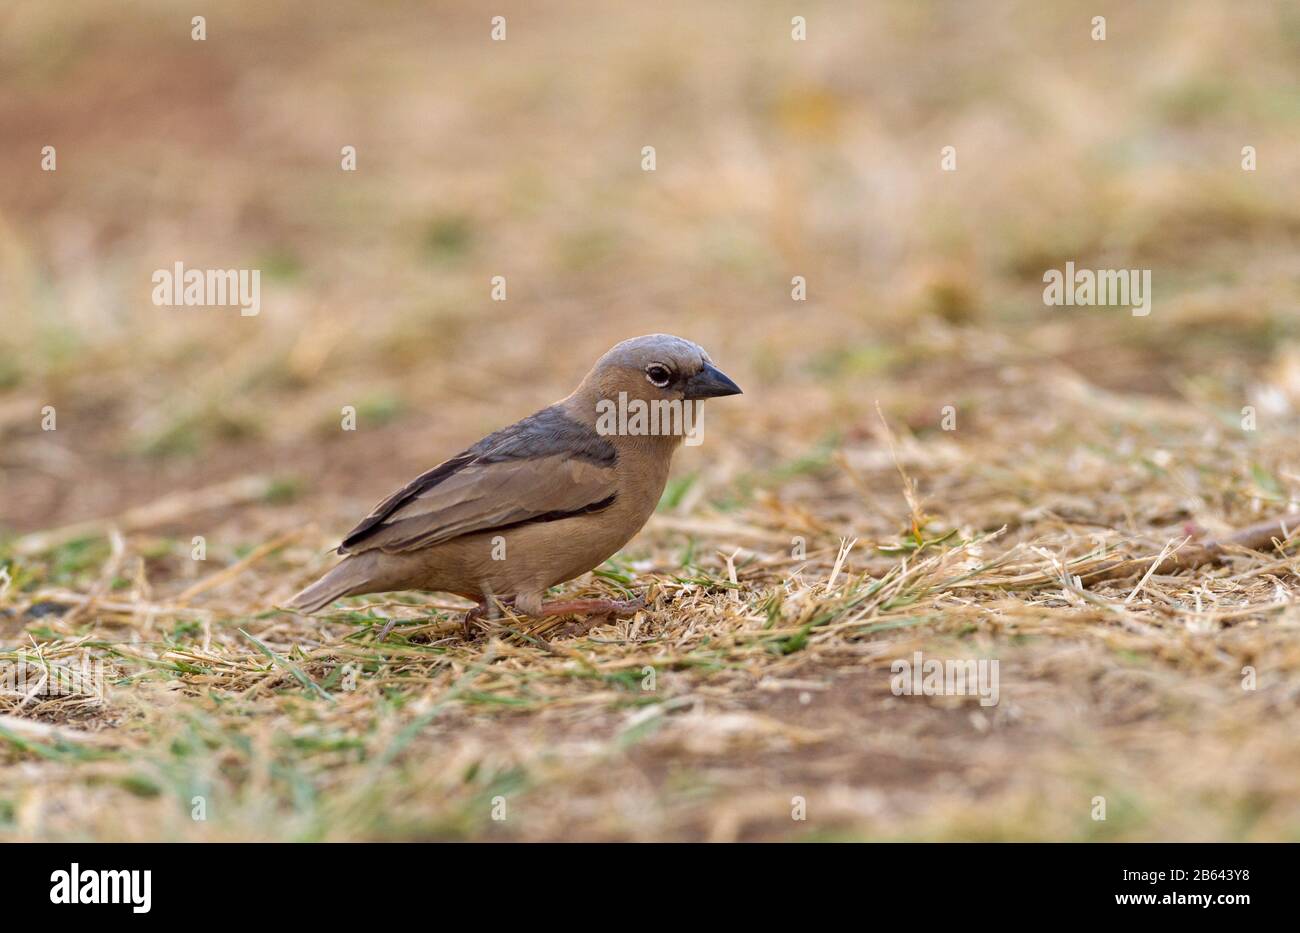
top-left (288, 334), bottom-right (741, 635)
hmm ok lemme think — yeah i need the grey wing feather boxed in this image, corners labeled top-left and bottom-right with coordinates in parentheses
top-left (337, 406), bottom-right (617, 555)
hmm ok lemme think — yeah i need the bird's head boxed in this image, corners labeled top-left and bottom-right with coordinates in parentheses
top-left (583, 334), bottom-right (742, 405)
top-left (571, 334), bottom-right (742, 447)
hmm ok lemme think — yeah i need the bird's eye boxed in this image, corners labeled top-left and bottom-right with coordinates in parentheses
top-left (645, 364), bottom-right (672, 387)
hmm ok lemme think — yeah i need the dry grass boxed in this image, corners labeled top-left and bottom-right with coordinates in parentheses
top-left (2, 0), bottom-right (1300, 840)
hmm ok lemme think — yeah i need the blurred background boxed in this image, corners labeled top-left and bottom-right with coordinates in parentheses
top-left (2, 1), bottom-right (1300, 841)
top-left (3, 0), bottom-right (1297, 535)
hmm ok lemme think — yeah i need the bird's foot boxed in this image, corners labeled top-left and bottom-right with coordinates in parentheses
top-left (542, 595), bottom-right (646, 637)
top-left (538, 595), bottom-right (646, 618)
top-left (462, 597), bottom-right (515, 640)
top-left (461, 595), bottom-right (644, 641)
top-left (462, 603), bottom-right (488, 640)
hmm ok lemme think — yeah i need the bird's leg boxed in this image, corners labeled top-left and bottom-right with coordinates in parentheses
top-left (462, 600), bottom-right (489, 640)
top-left (536, 594), bottom-right (646, 619)
top-left (542, 595), bottom-right (646, 638)
top-left (461, 594), bottom-right (644, 640)
top-left (462, 596), bottom-right (514, 640)
top-left (377, 596), bottom-right (494, 642)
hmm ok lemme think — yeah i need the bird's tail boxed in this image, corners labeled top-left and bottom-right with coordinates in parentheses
top-left (286, 554), bottom-right (376, 614)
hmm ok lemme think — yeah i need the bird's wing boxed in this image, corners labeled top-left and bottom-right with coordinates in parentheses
top-left (337, 407), bottom-right (618, 555)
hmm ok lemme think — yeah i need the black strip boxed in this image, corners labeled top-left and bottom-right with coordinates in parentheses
top-left (482, 493), bottom-right (618, 535)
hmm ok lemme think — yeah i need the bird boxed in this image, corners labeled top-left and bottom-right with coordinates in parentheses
top-left (287, 334), bottom-right (742, 637)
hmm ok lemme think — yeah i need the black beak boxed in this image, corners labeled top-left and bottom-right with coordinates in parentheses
top-left (684, 363), bottom-right (743, 400)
